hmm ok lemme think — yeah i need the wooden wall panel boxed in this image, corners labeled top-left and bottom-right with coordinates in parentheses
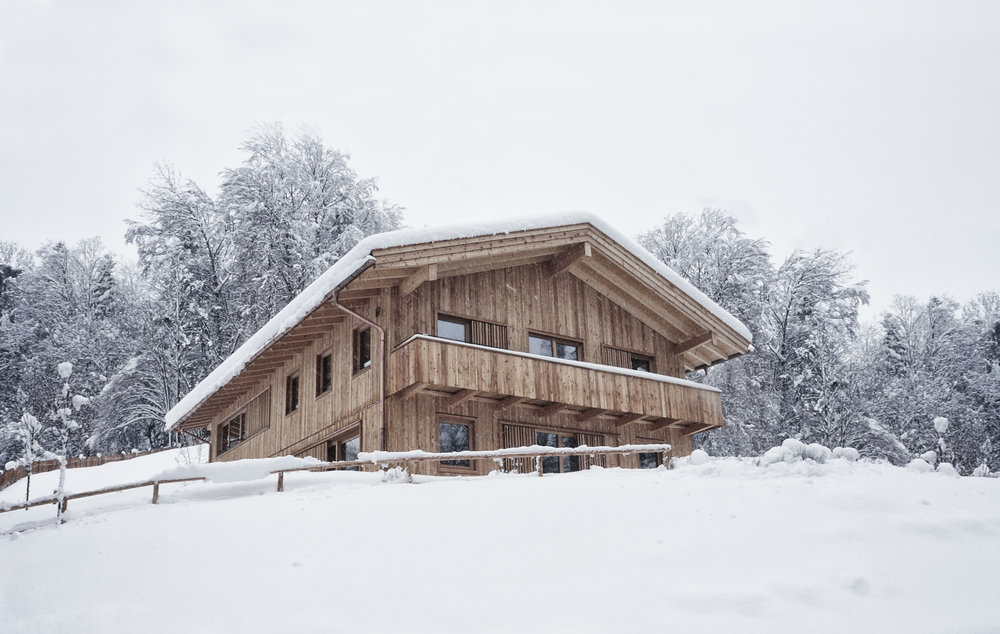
top-left (392, 262), bottom-right (686, 379)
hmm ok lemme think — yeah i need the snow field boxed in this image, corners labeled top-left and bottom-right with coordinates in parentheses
top-left (1, 448), bottom-right (999, 633)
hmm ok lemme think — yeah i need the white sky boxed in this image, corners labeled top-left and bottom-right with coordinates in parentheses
top-left (1, 0), bottom-right (998, 316)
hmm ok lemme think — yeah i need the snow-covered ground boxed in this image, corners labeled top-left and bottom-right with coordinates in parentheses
top-left (2, 448), bottom-right (999, 633)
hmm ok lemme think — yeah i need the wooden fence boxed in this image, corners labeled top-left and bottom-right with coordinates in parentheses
top-left (0, 447), bottom-right (176, 491)
top-left (0, 444), bottom-right (671, 524)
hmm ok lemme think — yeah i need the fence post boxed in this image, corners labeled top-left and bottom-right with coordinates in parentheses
top-left (277, 471), bottom-right (284, 493)
top-left (536, 456), bottom-right (543, 477)
top-left (152, 482), bottom-right (159, 504)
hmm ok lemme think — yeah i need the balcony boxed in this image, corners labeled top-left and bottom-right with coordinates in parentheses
top-left (388, 335), bottom-right (723, 433)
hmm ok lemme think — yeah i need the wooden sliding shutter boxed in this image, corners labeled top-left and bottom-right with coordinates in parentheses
top-left (603, 346), bottom-right (631, 369)
top-left (470, 319), bottom-right (508, 349)
top-left (501, 423), bottom-right (535, 473)
top-left (579, 432), bottom-right (609, 469)
top-left (245, 389), bottom-right (271, 436)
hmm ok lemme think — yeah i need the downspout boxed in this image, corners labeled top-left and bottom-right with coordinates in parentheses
top-left (331, 271), bottom-right (388, 452)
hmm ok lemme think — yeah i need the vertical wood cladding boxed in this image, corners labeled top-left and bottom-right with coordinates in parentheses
top-left (207, 260), bottom-right (700, 465)
top-left (394, 262), bottom-right (684, 378)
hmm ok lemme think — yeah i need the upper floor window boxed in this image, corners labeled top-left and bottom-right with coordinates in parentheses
top-left (631, 355), bottom-right (652, 373)
top-left (529, 334), bottom-right (580, 361)
top-left (285, 373), bottom-right (300, 415)
top-left (604, 346), bottom-right (654, 373)
top-left (315, 352), bottom-right (332, 396)
top-left (437, 316), bottom-right (468, 342)
top-left (437, 314), bottom-right (508, 349)
top-left (353, 327), bottom-right (372, 373)
top-left (220, 412), bottom-right (246, 453)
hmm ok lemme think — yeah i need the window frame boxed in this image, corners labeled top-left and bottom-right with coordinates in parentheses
top-left (534, 428), bottom-right (581, 474)
top-left (528, 331), bottom-right (583, 361)
top-left (315, 349), bottom-right (333, 397)
top-left (603, 345), bottom-right (656, 374)
top-left (437, 414), bottom-right (475, 472)
top-left (284, 372), bottom-right (300, 416)
top-left (325, 425), bottom-right (362, 466)
top-left (630, 353), bottom-right (654, 373)
top-left (353, 326), bottom-right (372, 375)
top-left (219, 411), bottom-right (247, 454)
top-left (436, 314), bottom-right (471, 343)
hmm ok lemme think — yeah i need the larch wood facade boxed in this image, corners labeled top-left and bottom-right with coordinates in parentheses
top-left (168, 220), bottom-right (751, 475)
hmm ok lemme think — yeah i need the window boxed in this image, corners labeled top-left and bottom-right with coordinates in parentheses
top-left (529, 334), bottom-right (580, 361)
top-left (437, 316), bottom-right (469, 342)
top-left (536, 431), bottom-right (580, 474)
top-left (220, 412), bottom-right (246, 453)
top-left (326, 434), bottom-right (361, 462)
top-left (439, 420), bottom-right (472, 467)
top-left (638, 452), bottom-right (663, 469)
top-left (437, 314), bottom-right (509, 349)
top-left (353, 327), bottom-right (372, 373)
top-left (631, 356), bottom-right (652, 373)
top-left (604, 346), bottom-right (655, 373)
top-left (315, 352), bottom-right (332, 396)
top-left (285, 373), bottom-right (300, 415)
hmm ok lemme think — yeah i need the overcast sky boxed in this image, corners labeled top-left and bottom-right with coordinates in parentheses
top-left (1, 0), bottom-right (998, 316)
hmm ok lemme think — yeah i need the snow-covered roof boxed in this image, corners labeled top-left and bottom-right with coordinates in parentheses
top-left (164, 212), bottom-right (751, 431)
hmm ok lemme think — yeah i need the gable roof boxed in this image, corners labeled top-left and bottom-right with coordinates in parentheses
top-left (164, 212), bottom-right (752, 431)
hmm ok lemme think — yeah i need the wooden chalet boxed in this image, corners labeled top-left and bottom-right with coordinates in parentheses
top-left (164, 214), bottom-right (752, 474)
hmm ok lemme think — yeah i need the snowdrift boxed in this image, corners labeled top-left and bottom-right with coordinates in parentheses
top-left (2, 447), bottom-right (999, 633)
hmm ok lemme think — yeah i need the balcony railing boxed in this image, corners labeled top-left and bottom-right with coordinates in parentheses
top-left (388, 335), bottom-right (723, 429)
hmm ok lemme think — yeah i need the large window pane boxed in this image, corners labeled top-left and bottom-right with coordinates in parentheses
top-left (529, 335), bottom-right (553, 357)
top-left (536, 431), bottom-right (560, 473)
top-left (561, 435), bottom-right (580, 472)
top-left (556, 342), bottom-right (579, 361)
top-left (340, 436), bottom-right (360, 462)
top-left (631, 357), bottom-right (651, 372)
top-left (438, 318), bottom-right (468, 342)
top-left (440, 421), bottom-right (471, 467)
top-left (638, 452), bottom-right (661, 469)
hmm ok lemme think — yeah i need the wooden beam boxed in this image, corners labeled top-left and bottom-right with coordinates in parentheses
top-left (400, 263), bottom-right (438, 296)
top-left (495, 396), bottom-right (528, 411)
top-left (681, 422), bottom-right (713, 436)
top-left (675, 331), bottom-right (716, 354)
top-left (614, 413), bottom-right (647, 428)
top-left (550, 242), bottom-right (592, 276)
top-left (447, 388), bottom-right (479, 406)
top-left (575, 408), bottom-right (608, 423)
top-left (648, 418), bottom-right (683, 431)
top-left (394, 381), bottom-right (430, 400)
top-left (537, 402), bottom-right (568, 417)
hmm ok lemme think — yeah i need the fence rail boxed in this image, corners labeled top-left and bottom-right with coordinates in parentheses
top-left (1, 444), bottom-right (671, 523)
top-left (0, 447), bottom-right (177, 491)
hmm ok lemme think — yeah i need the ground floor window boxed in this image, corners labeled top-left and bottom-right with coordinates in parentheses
top-left (439, 419), bottom-right (472, 467)
top-left (536, 431), bottom-right (579, 474)
top-left (638, 452), bottom-right (663, 469)
top-left (326, 430), bottom-right (361, 467)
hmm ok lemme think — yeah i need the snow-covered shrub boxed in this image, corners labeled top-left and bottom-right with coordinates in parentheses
top-left (760, 439), bottom-right (839, 465)
top-left (906, 458), bottom-right (934, 473)
top-left (972, 464), bottom-right (991, 478)
top-left (832, 447), bottom-right (859, 462)
top-left (689, 449), bottom-right (709, 466)
top-left (936, 463), bottom-right (959, 477)
top-left (920, 450), bottom-right (938, 466)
